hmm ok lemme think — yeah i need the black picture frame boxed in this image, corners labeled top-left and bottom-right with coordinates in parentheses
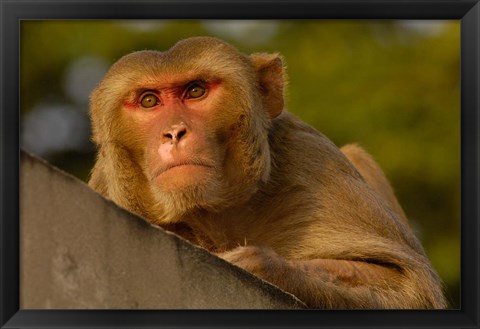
top-left (1, 1), bottom-right (479, 328)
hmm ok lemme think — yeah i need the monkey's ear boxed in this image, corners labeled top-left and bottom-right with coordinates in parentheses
top-left (250, 53), bottom-right (286, 118)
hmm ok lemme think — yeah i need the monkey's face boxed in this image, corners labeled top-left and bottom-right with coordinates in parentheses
top-left (126, 75), bottom-right (240, 215)
top-left (127, 80), bottom-right (224, 188)
top-left (90, 37), bottom-right (284, 221)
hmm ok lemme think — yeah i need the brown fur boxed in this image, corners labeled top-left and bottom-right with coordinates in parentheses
top-left (89, 36), bottom-right (446, 309)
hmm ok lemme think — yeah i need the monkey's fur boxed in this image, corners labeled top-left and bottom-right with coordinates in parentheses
top-left (89, 36), bottom-right (446, 309)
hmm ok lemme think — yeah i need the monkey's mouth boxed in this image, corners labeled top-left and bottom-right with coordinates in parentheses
top-left (154, 161), bottom-right (215, 178)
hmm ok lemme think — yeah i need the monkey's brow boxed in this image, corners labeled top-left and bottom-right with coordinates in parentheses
top-left (134, 75), bottom-right (212, 90)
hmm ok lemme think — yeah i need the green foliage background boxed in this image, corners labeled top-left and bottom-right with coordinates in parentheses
top-left (20, 20), bottom-right (460, 308)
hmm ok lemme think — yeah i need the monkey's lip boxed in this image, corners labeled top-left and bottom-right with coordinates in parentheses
top-left (154, 161), bottom-right (215, 178)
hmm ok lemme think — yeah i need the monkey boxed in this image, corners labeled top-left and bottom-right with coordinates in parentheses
top-left (88, 36), bottom-right (446, 309)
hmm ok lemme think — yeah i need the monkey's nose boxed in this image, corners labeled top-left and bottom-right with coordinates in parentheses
top-left (162, 123), bottom-right (188, 144)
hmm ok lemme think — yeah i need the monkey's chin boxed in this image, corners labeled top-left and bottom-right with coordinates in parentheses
top-left (151, 167), bottom-right (229, 220)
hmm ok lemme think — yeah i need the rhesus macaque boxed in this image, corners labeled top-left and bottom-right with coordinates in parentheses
top-left (89, 36), bottom-right (446, 309)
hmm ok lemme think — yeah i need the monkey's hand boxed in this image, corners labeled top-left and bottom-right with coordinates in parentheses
top-left (217, 246), bottom-right (289, 284)
top-left (217, 246), bottom-right (320, 305)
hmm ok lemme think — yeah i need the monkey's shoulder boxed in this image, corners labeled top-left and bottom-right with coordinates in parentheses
top-left (269, 112), bottom-right (353, 172)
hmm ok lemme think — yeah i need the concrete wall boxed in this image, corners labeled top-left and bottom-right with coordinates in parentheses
top-left (19, 151), bottom-right (304, 309)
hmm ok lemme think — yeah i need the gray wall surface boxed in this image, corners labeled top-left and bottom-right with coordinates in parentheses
top-left (20, 150), bottom-right (304, 309)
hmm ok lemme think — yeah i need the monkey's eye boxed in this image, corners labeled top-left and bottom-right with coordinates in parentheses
top-left (140, 93), bottom-right (160, 109)
top-left (185, 83), bottom-right (206, 99)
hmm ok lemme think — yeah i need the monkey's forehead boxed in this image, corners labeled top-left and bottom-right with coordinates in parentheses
top-left (111, 36), bottom-right (247, 72)
top-left (100, 38), bottom-right (255, 91)
top-left (170, 36), bottom-right (240, 55)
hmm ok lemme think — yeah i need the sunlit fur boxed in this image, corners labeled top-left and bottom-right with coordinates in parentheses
top-left (89, 36), bottom-right (446, 309)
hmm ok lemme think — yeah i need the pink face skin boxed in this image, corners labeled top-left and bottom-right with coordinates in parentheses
top-left (122, 78), bottom-right (224, 191)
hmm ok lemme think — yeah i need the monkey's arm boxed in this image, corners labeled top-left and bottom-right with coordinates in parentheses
top-left (219, 246), bottom-right (443, 309)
